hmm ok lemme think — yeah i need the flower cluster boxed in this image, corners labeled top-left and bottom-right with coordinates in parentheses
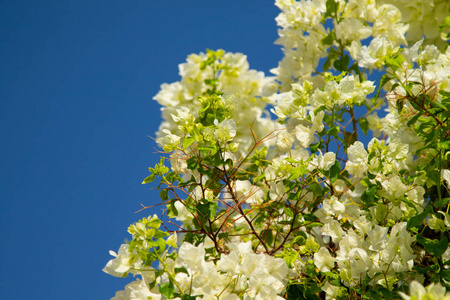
top-left (105, 0), bottom-right (450, 299)
top-left (104, 216), bottom-right (290, 299)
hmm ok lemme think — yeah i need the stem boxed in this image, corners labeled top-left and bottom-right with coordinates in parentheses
top-left (153, 246), bottom-right (185, 295)
top-left (349, 106), bottom-right (358, 143)
top-left (224, 177), bottom-right (270, 253)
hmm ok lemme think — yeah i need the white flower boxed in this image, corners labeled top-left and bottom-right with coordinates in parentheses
top-left (170, 150), bottom-right (188, 174)
top-left (373, 4), bottom-right (409, 46)
top-left (335, 18), bottom-right (372, 44)
top-left (427, 214), bottom-right (446, 232)
top-left (442, 169), bottom-right (450, 189)
top-left (103, 244), bottom-right (142, 278)
top-left (357, 36), bottom-right (395, 69)
top-left (177, 242), bottom-right (206, 271)
top-left (323, 219), bottom-right (346, 243)
top-left (153, 82), bottom-right (185, 107)
top-left (322, 281), bottom-right (340, 300)
top-left (399, 281), bottom-right (450, 300)
top-left (269, 181), bottom-right (286, 201)
top-left (366, 112), bottom-right (383, 137)
top-left (277, 130), bottom-right (294, 151)
top-left (215, 119), bottom-right (237, 142)
top-left (295, 124), bottom-right (314, 148)
top-left (321, 152), bottom-right (336, 171)
top-left (438, 211), bottom-right (450, 228)
top-left (353, 216), bottom-right (373, 236)
top-left (234, 180), bottom-right (264, 204)
top-left (171, 106), bottom-right (194, 125)
top-left (111, 279), bottom-right (161, 300)
top-left (314, 247), bottom-right (336, 272)
top-left (348, 248), bottom-right (370, 277)
top-left (418, 45), bottom-right (441, 65)
top-left (323, 196), bottom-right (346, 216)
top-left (156, 129), bottom-right (181, 151)
top-left (378, 174), bottom-right (408, 201)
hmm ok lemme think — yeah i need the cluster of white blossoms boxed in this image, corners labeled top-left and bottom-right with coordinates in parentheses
top-left (153, 49), bottom-right (278, 157)
top-left (104, 217), bottom-right (290, 300)
top-left (105, 0), bottom-right (450, 299)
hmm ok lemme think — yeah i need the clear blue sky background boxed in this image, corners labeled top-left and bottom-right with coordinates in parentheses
top-left (0, 1), bottom-right (282, 299)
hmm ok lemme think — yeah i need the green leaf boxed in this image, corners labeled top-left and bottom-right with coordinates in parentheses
top-left (196, 199), bottom-right (216, 225)
top-left (329, 161), bottom-right (341, 183)
top-left (323, 48), bottom-right (340, 72)
top-left (407, 206), bottom-right (431, 229)
top-left (416, 234), bottom-right (449, 257)
top-left (367, 289), bottom-right (380, 300)
top-left (378, 287), bottom-right (394, 300)
top-left (309, 142), bottom-right (321, 153)
top-left (142, 174), bottom-right (155, 184)
top-left (333, 54), bottom-right (350, 72)
top-left (407, 113), bottom-right (422, 127)
top-left (160, 189), bottom-right (169, 201)
top-left (159, 281), bottom-right (175, 299)
top-left (324, 0), bottom-right (337, 18)
top-left (441, 269), bottom-right (450, 281)
top-left (253, 172), bottom-right (265, 183)
top-left (327, 126), bottom-right (340, 137)
top-left (385, 54), bottom-right (405, 72)
top-left (169, 200), bottom-right (179, 217)
top-left (285, 157), bottom-right (300, 164)
top-left (438, 140), bottom-right (450, 150)
top-left (186, 156), bottom-right (199, 171)
top-left (358, 118), bottom-right (368, 135)
top-left (292, 232), bottom-right (307, 245)
top-left (180, 295), bottom-right (197, 300)
top-left (303, 213), bottom-right (319, 222)
top-left (325, 271), bottom-right (341, 286)
top-left (261, 229), bottom-right (274, 246)
top-left (413, 263), bottom-right (440, 274)
top-left (165, 171), bottom-right (181, 184)
top-left (174, 266), bottom-right (190, 275)
top-left (322, 31), bottom-right (336, 46)
top-left (434, 197), bottom-right (450, 209)
top-left (445, 16), bottom-right (450, 27)
top-left (429, 101), bottom-right (447, 115)
top-left (344, 131), bottom-right (357, 144)
top-left (280, 248), bottom-right (299, 268)
top-left (306, 222), bottom-right (323, 229)
top-left (182, 136), bottom-right (195, 149)
top-left (308, 181), bottom-right (323, 196)
top-left (374, 75), bottom-right (391, 100)
top-left (286, 283), bottom-right (321, 300)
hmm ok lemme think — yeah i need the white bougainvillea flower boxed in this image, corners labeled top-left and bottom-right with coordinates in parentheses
top-left (170, 150), bottom-right (188, 174)
top-left (215, 118), bottom-right (237, 142)
top-left (322, 281), bottom-right (340, 300)
top-left (295, 123), bottom-right (314, 148)
top-left (357, 36), bottom-right (395, 69)
top-left (348, 247), bottom-right (370, 277)
top-left (156, 129), bottom-right (181, 151)
top-left (323, 219), bottom-right (346, 243)
top-left (378, 174), bottom-right (409, 201)
top-left (103, 244), bottom-right (142, 278)
top-left (442, 169), bottom-right (450, 189)
top-left (399, 281), bottom-right (450, 300)
top-left (276, 130), bottom-right (294, 152)
top-left (323, 196), bottom-right (346, 216)
top-left (234, 179), bottom-right (264, 204)
top-left (314, 247), bottom-right (336, 272)
top-left (111, 279), bottom-right (161, 300)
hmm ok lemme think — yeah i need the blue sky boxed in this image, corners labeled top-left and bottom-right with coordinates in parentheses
top-left (0, 1), bottom-right (282, 299)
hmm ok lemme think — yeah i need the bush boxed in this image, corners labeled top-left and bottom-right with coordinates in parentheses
top-left (104, 1), bottom-right (450, 299)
